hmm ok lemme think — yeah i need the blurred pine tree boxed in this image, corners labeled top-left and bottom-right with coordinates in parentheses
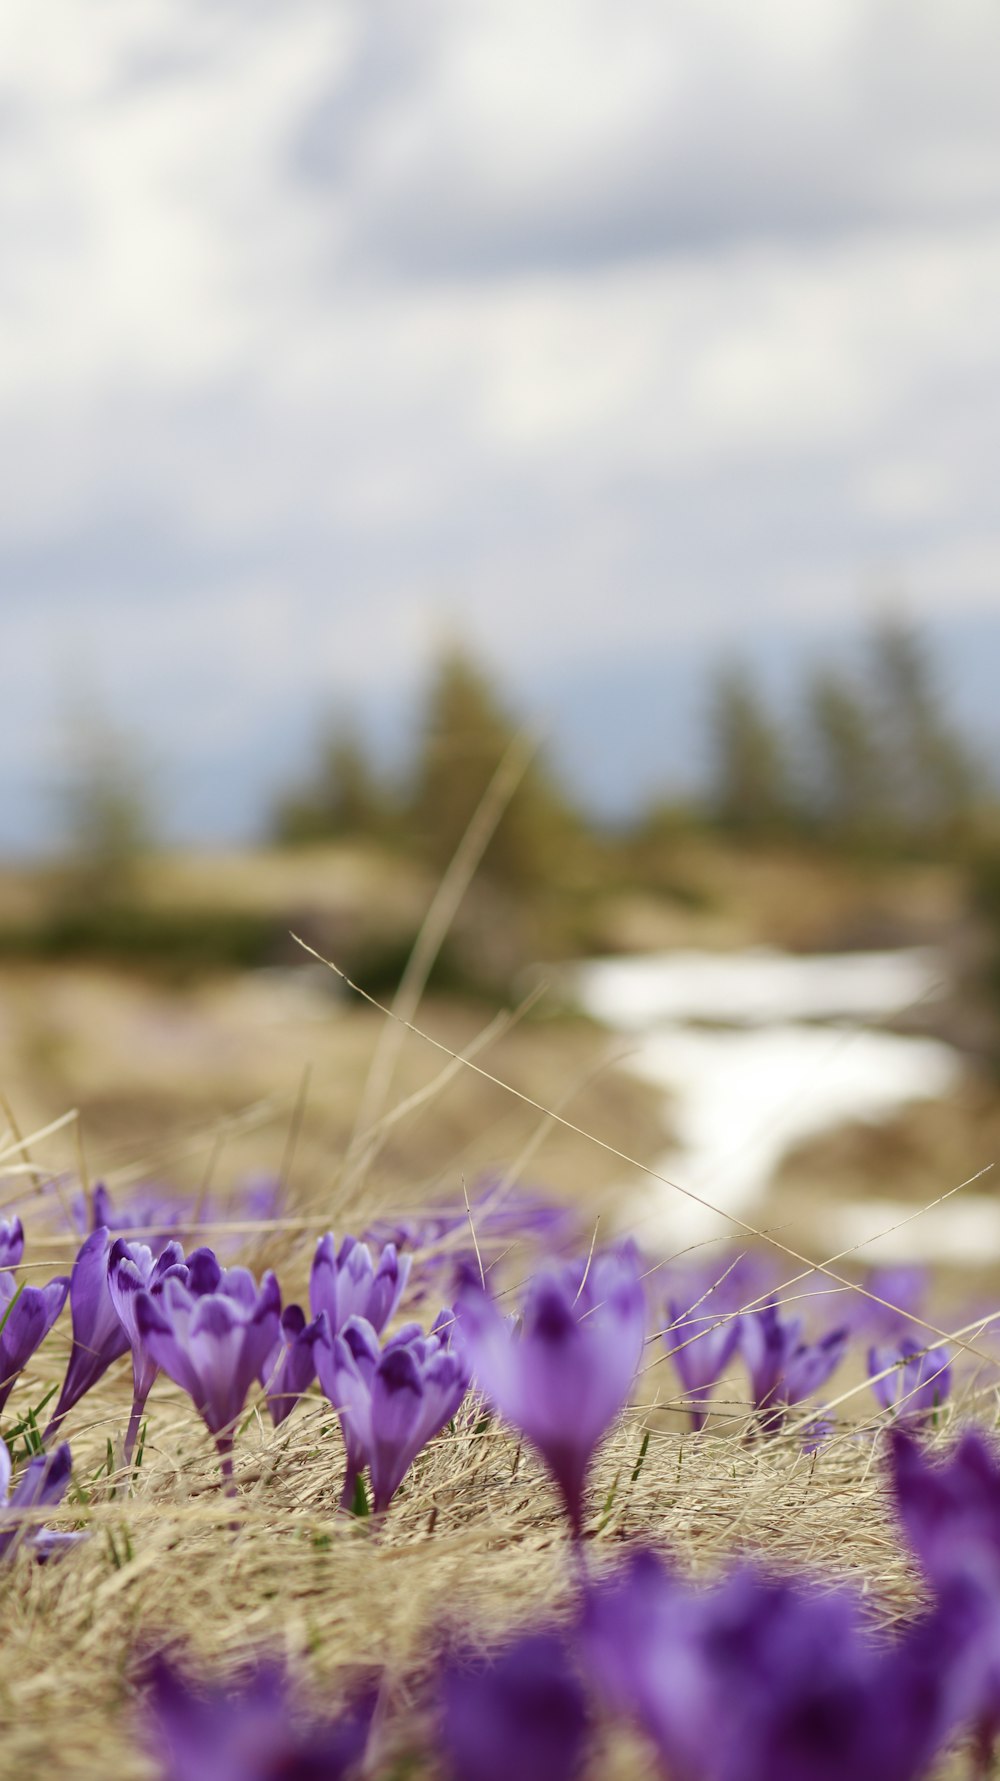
top-left (408, 643), bottom-right (581, 889)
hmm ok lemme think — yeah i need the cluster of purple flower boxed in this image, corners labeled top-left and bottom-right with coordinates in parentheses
top-left (0, 1188), bottom-right (964, 1561)
top-left (0, 1200), bottom-right (473, 1515)
top-left (139, 1422), bottom-right (1000, 1781)
top-left (6, 1174), bottom-right (1000, 1778)
top-left (661, 1256), bottom-right (952, 1436)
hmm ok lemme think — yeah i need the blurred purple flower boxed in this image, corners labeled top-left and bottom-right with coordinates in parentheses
top-left (0, 1217), bottom-right (24, 1269)
top-left (314, 1315), bottom-right (469, 1513)
top-left (55, 1174), bottom-right (284, 1251)
top-left (44, 1227), bottom-right (133, 1441)
top-left (108, 1236), bottom-right (189, 1460)
top-left (582, 1548), bottom-right (950, 1781)
top-left (888, 1425), bottom-right (1000, 1587)
top-left (869, 1339), bottom-right (951, 1426)
top-left (0, 1263), bottom-right (69, 1417)
top-left (310, 1233), bottom-right (409, 1338)
top-left (888, 1427), bottom-right (1000, 1765)
top-left (368, 1183), bottom-right (578, 1258)
top-left (440, 1633), bottom-right (588, 1781)
top-left (259, 1303), bottom-right (325, 1427)
top-left (0, 1439), bottom-right (77, 1562)
top-left (367, 1184), bottom-right (581, 1304)
top-left (456, 1248), bottom-right (646, 1535)
top-left (861, 1266), bottom-right (929, 1336)
top-left (142, 1655), bottom-right (372, 1781)
top-left (664, 1274), bottom-right (742, 1431)
top-left (136, 1263), bottom-right (280, 1482)
top-left (60, 1181), bottom-right (116, 1236)
top-left (741, 1303), bottom-right (848, 1435)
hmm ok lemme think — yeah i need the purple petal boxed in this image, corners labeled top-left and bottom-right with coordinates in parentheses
top-left (0, 1276), bottom-right (70, 1414)
top-left (0, 1218), bottom-right (24, 1270)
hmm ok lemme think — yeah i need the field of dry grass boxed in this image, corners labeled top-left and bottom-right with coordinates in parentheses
top-left (1, 833), bottom-right (997, 1775)
top-left (0, 963), bottom-right (993, 1777)
top-left (4, 1158), bottom-right (975, 1775)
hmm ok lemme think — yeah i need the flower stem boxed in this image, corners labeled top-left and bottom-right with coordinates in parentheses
top-left (216, 1435), bottom-right (235, 1496)
top-left (123, 1399), bottom-right (144, 1466)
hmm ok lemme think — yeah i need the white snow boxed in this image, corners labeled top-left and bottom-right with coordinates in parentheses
top-left (569, 947), bottom-right (964, 1254)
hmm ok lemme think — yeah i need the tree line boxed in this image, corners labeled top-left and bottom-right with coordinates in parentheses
top-left (273, 620), bottom-right (988, 882)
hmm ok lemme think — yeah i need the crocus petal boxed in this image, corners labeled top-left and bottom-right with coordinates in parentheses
top-left (369, 1345), bottom-right (425, 1510)
top-left (870, 1340), bottom-right (951, 1426)
top-left (0, 1277), bottom-right (70, 1414)
top-left (315, 1325), bottom-right (376, 1479)
top-left (440, 1633), bottom-right (588, 1781)
top-left (45, 1228), bottom-right (132, 1438)
top-left (186, 1248), bottom-right (223, 1296)
top-left (310, 1232), bottom-right (410, 1339)
top-left (136, 1289), bottom-right (207, 1410)
top-left (367, 1245), bottom-right (411, 1332)
top-left (0, 1442), bottom-right (74, 1561)
top-left (185, 1297), bottom-right (251, 1433)
top-left (261, 1303), bottom-right (323, 1427)
top-left (143, 1656), bottom-right (373, 1781)
top-left (310, 1233), bottom-right (340, 1329)
top-left (0, 1217), bottom-right (25, 1270)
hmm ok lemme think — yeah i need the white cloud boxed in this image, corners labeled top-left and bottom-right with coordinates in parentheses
top-left (2, 0), bottom-right (1000, 844)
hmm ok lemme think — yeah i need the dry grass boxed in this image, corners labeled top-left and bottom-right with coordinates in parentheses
top-left (0, 1019), bottom-right (988, 1778)
top-left (0, 877), bottom-right (995, 1774)
top-left (0, 1306), bottom-right (931, 1778)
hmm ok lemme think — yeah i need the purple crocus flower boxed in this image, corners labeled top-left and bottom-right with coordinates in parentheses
top-left (314, 1315), bottom-right (469, 1513)
top-left (135, 1264), bottom-right (281, 1483)
top-left (664, 1274), bottom-right (742, 1431)
top-left (440, 1633), bottom-right (588, 1781)
top-left (367, 1183), bottom-right (579, 1260)
top-left (0, 1439), bottom-right (76, 1562)
top-left (583, 1548), bottom-right (951, 1781)
top-left (741, 1303), bottom-right (848, 1435)
top-left (0, 1217), bottom-right (24, 1269)
top-left (0, 1265), bottom-right (69, 1416)
top-left (310, 1232), bottom-right (410, 1338)
top-left (107, 1236), bottom-right (189, 1460)
top-left (259, 1303), bottom-right (325, 1427)
top-left (59, 1182), bottom-right (116, 1236)
top-left (142, 1656), bottom-right (373, 1781)
top-left (888, 1427), bottom-right (1000, 1767)
top-left (889, 1425), bottom-right (1000, 1581)
top-left (455, 1247), bottom-right (646, 1535)
top-left (869, 1339), bottom-right (952, 1426)
top-left (861, 1266), bottom-right (929, 1336)
top-left (44, 1226), bottom-right (133, 1440)
top-left (317, 1315), bottom-right (379, 1506)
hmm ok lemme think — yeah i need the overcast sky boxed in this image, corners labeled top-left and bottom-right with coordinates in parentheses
top-left (3, 1), bottom-right (1000, 847)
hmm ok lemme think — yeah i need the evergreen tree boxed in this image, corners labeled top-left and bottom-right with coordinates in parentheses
top-left (707, 663), bottom-right (794, 834)
top-left (272, 718), bottom-right (389, 845)
top-left (803, 666), bottom-right (889, 840)
top-left (408, 644), bottom-right (578, 887)
top-left (868, 618), bottom-right (981, 837)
